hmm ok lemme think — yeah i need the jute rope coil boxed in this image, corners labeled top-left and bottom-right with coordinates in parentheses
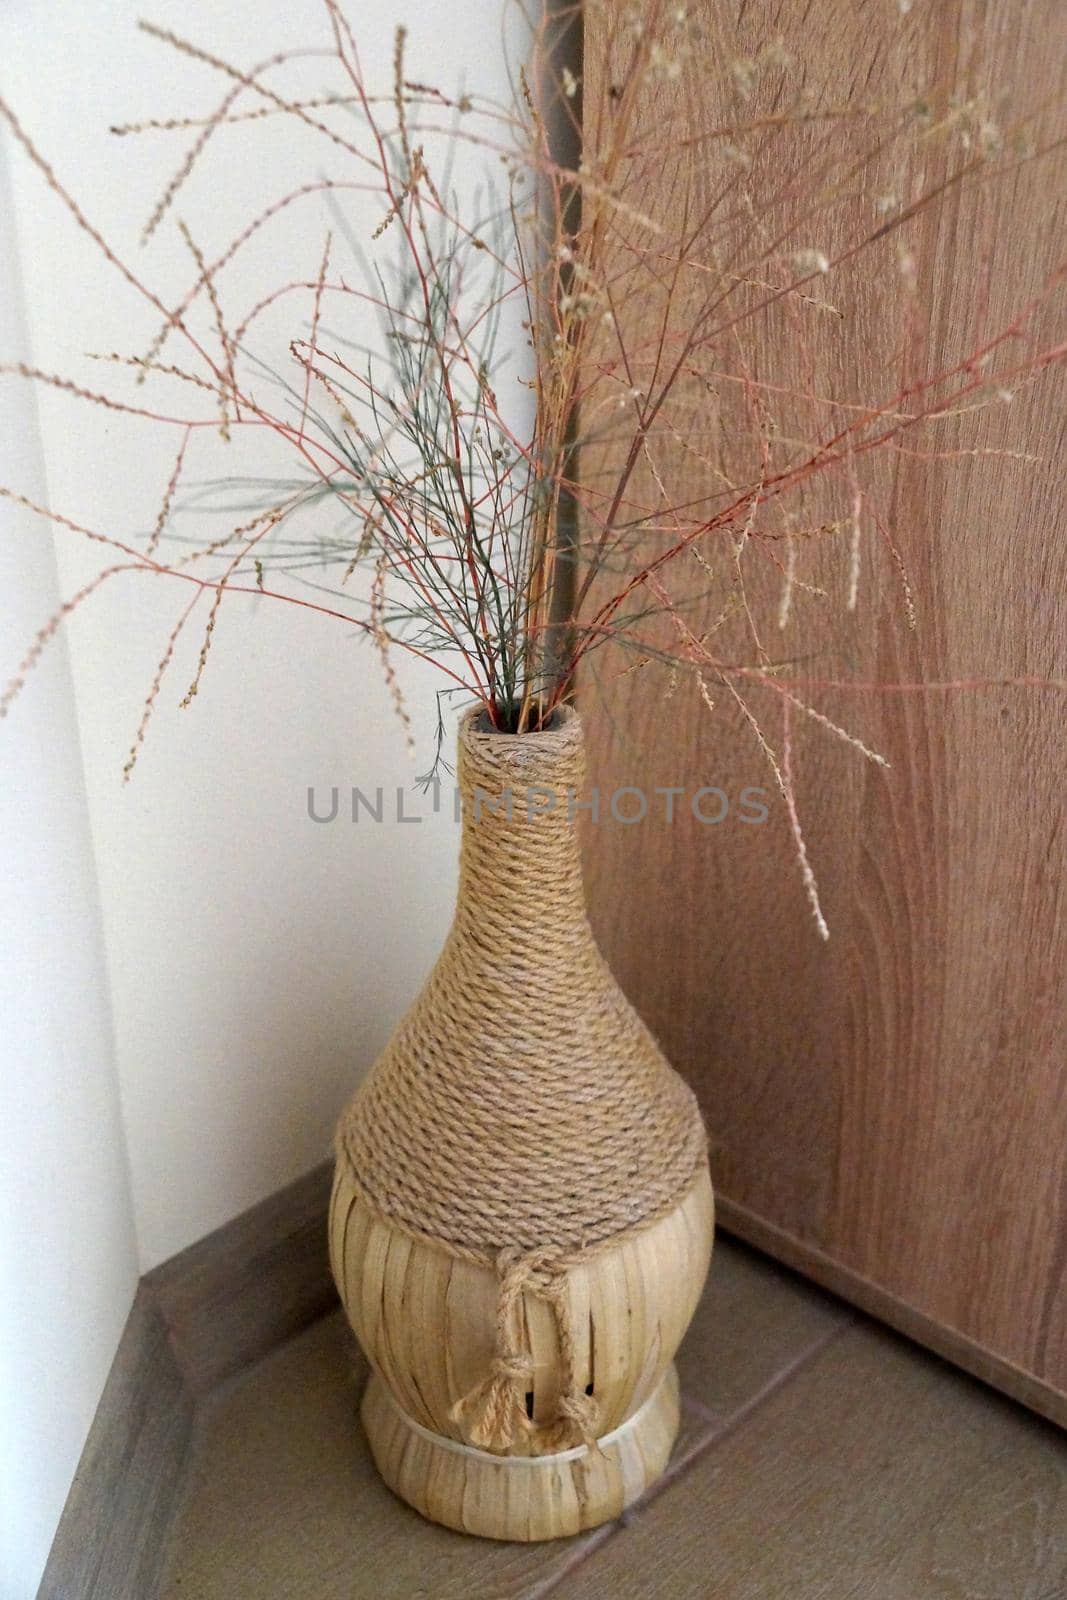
top-left (337, 704), bottom-right (707, 1453)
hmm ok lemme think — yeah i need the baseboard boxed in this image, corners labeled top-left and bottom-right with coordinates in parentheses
top-left (38, 1161), bottom-right (337, 1600)
top-left (36, 1288), bottom-right (195, 1600)
top-left (145, 1161), bottom-right (336, 1394)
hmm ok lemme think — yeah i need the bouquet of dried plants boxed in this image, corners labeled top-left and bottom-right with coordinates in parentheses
top-left (3, 0), bottom-right (1065, 932)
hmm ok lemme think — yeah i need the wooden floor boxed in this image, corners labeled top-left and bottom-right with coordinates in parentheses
top-left (159, 1237), bottom-right (1067, 1599)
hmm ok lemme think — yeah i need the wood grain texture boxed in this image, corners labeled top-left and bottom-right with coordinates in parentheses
top-left (39, 1162), bottom-right (337, 1595)
top-left (157, 1235), bottom-right (842, 1598)
top-left (147, 1160), bottom-right (336, 1394)
top-left (557, 1320), bottom-right (1067, 1600)
top-left (718, 1193), bottom-right (1067, 1429)
top-left (36, 1288), bottom-right (195, 1600)
top-left (582, 0), bottom-right (1067, 1417)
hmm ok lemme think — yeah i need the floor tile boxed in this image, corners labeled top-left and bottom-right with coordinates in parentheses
top-left (160, 1236), bottom-right (849, 1599)
top-left (676, 1234), bottom-right (851, 1419)
top-left (557, 1320), bottom-right (1067, 1600)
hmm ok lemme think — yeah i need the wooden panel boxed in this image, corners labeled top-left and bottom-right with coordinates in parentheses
top-left (560, 1320), bottom-right (1067, 1600)
top-left (583, 1), bottom-right (1067, 1416)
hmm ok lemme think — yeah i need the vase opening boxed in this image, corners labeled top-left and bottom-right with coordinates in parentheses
top-left (476, 700), bottom-right (569, 737)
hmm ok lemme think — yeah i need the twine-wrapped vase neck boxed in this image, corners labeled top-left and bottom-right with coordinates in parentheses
top-left (339, 703), bottom-right (705, 1259)
top-left (454, 706), bottom-right (590, 963)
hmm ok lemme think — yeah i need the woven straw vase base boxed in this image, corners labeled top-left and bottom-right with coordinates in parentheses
top-left (361, 1362), bottom-right (681, 1542)
top-left (330, 705), bottom-right (713, 1541)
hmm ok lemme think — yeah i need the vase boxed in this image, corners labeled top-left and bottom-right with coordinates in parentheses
top-left (329, 703), bottom-right (713, 1540)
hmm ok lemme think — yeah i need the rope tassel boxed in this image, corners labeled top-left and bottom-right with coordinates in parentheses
top-left (449, 1349), bottom-right (534, 1452)
top-left (450, 1247), bottom-right (602, 1455)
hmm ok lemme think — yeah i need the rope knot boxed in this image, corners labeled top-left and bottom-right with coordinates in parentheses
top-left (449, 1347), bottom-right (533, 1452)
top-left (450, 1245), bottom-right (602, 1456)
top-left (488, 1350), bottom-right (535, 1388)
top-left (497, 1245), bottom-right (561, 1298)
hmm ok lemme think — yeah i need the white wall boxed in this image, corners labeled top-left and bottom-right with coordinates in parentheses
top-left (0, 136), bottom-right (140, 1600)
top-left (0, 0), bottom-right (519, 1270)
top-left (1, 1), bottom-right (521, 1585)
